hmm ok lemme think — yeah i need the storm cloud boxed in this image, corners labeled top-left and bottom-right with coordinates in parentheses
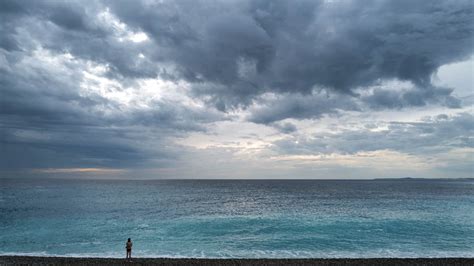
top-left (3, 0), bottom-right (473, 107)
top-left (107, 0), bottom-right (473, 107)
top-left (0, 0), bottom-right (472, 178)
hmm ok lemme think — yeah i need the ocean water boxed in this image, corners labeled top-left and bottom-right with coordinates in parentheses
top-left (0, 178), bottom-right (473, 258)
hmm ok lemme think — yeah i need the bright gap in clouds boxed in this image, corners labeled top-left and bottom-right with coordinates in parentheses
top-left (434, 57), bottom-right (474, 98)
top-left (98, 8), bottom-right (150, 43)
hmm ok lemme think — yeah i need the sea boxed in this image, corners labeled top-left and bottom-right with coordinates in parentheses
top-left (0, 178), bottom-right (473, 258)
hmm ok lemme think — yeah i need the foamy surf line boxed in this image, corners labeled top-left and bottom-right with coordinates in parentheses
top-left (1, 256), bottom-right (473, 266)
top-left (1, 250), bottom-right (473, 259)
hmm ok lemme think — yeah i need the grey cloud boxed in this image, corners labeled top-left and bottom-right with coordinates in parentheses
top-left (271, 122), bottom-right (297, 134)
top-left (3, 0), bottom-right (471, 113)
top-left (0, 46), bottom-right (223, 170)
top-left (109, 0), bottom-right (473, 110)
top-left (363, 86), bottom-right (462, 110)
top-left (272, 113), bottom-right (474, 156)
top-left (248, 91), bottom-right (360, 124)
top-left (1, 126), bottom-right (154, 170)
top-left (1, 0), bottom-right (161, 81)
top-left (1, 0), bottom-right (473, 175)
top-left (249, 84), bottom-right (463, 125)
top-left (47, 3), bottom-right (92, 32)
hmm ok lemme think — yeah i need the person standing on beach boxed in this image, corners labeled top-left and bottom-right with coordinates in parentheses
top-left (126, 238), bottom-right (133, 260)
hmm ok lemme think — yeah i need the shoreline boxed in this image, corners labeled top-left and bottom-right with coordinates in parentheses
top-left (1, 256), bottom-right (473, 265)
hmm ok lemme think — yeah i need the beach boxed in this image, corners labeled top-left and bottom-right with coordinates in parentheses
top-left (1, 256), bottom-right (473, 266)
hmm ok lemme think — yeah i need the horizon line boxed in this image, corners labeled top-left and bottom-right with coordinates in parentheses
top-left (0, 177), bottom-right (472, 181)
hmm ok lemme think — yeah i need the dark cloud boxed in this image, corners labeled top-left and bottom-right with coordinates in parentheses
top-left (0, 44), bottom-right (222, 170)
top-left (248, 91), bottom-right (360, 124)
top-left (362, 86), bottom-right (462, 110)
top-left (48, 3), bottom-right (91, 32)
top-left (271, 122), bottom-right (297, 134)
top-left (3, 0), bottom-right (471, 112)
top-left (107, 0), bottom-right (473, 110)
top-left (0, 0), bottom-right (472, 174)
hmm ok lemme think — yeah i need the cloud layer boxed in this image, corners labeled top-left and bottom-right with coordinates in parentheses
top-left (0, 0), bottom-right (472, 178)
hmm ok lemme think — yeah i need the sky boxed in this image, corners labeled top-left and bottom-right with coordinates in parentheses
top-left (0, 0), bottom-right (473, 179)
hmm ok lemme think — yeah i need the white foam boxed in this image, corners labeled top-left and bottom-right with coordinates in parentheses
top-left (1, 249), bottom-right (473, 259)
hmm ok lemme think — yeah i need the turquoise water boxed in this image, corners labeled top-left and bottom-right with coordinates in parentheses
top-left (0, 179), bottom-right (473, 258)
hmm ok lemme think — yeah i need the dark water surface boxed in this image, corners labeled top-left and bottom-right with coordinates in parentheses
top-left (1, 179), bottom-right (473, 258)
